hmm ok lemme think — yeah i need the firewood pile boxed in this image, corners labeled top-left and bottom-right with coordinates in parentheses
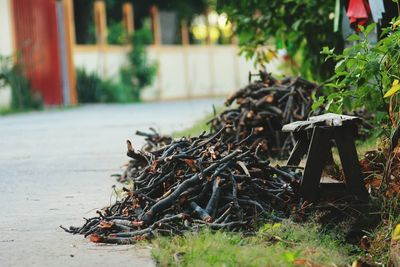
top-left (62, 128), bottom-right (302, 244)
top-left (63, 73), bottom-right (363, 245)
top-left (209, 72), bottom-right (318, 158)
top-left (135, 127), bottom-right (172, 152)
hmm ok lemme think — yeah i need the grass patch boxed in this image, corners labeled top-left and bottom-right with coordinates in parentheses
top-left (173, 106), bottom-right (222, 138)
top-left (0, 107), bottom-right (43, 116)
top-left (152, 220), bottom-right (354, 266)
top-left (0, 107), bottom-right (21, 115)
top-left (329, 135), bottom-right (380, 167)
top-left (0, 105), bottom-right (79, 116)
top-left (367, 197), bottom-right (400, 264)
top-left (356, 136), bottom-right (383, 157)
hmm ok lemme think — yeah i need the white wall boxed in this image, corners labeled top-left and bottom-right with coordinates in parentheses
top-left (74, 45), bottom-right (282, 101)
top-left (73, 47), bottom-right (129, 80)
top-left (0, 0), bottom-right (14, 108)
top-left (0, 0), bottom-right (13, 56)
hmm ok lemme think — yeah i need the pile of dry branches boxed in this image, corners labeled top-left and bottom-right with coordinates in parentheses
top-left (209, 72), bottom-right (318, 158)
top-left (62, 73), bottom-right (331, 244)
top-left (62, 128), bottom-right (302, 244)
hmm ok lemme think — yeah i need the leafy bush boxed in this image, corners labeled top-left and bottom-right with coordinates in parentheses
top-left (107, 22), bottom-right (127, 45)
top-left (76, 68), bottom-right (129, 103)
top-left (217, 0), bottom-right (343, 81)
top-left (0, 55), bottom-right (42, 111)
top-left (317, 19), bottom-right (400, 132)
top-left (76, 68), bottom-right (103, 103)
top-left (119, 28), bottom-right (157, 101)
top-left (100, 79), bottom-right (130, 102)
top-left (77, 28), bottom-right (156, 103)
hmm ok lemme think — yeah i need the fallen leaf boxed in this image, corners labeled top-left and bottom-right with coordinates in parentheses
top-left (149, 160), bottom-right (159, 173)
top-left (131, 221), bottom-right (144, 227)
top-left (386, 182), bottom-right (400, 197)
top-left (364, 177), bottom-right (382, 188)
top-left (266, 95), bottom-right (274, 103)
top-left (99, 221), bottom-right (113, 229)
top-left (89, 234), bottom-right (103, 243)
top-left (182, 159), bottom-right (197, 171)
top-left (360, 235), bottom-right (371, 250)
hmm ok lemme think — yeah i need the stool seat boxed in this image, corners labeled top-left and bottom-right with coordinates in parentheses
top-left (282, 113), bottom-right (361, 132)
top-left (282, 113), bottom-right (369, 202)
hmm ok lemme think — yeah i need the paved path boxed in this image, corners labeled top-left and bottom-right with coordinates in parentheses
top-left (0, 99), bottom-right (221, 266)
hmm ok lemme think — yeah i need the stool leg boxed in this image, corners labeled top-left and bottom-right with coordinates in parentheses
top-left (334, 126), bottom-right (369, 200)
top-left (287, 135), bottom-right (308, 166)
top-left (301, 127), bottom-right (331, 202)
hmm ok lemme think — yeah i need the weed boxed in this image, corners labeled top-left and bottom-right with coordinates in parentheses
top-left (152, 220), bottom-right (354, 266)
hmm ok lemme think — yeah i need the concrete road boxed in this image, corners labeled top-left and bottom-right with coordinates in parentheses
top-left (0, 99), bottom-right (221, 267)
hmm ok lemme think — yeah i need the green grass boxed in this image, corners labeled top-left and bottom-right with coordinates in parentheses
top-left (173, 106), bottom-right (222, 138)
top-left (152, 220), bottom-right (354, 267)
top-left (356, 136), bottom-right (383, 157)
top-left (0, 107), bottom-right (41, 116)
top-left (328, 136), bottom-right (380, 167)
top-left (0, 107), bottom-right (19, 115)
top-left (367, 196), bottom-right (400, 264)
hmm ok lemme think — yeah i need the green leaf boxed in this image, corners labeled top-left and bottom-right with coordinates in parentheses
top-left (311, 95), bottom-right (325, 111)
top-left (346, 34), bottom-right (361, 41)
top-left (292, 20), bottom-right (301, 31)
top-left (392, 18), bottom-right (400, 30)
top-left (324, 83), bottom-right (337, 88)
top-left (321, 46), bottom-right (334, 55)
top-left (364, 23), bottom-right (376, 36)
top-left (357, 77), bottom-right (366, 87)
top-left (380, 27), bottom-right (391, 37)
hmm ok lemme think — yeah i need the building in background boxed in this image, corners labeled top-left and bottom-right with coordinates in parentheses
top-left (71, 0), bottom-right (280, 101)
top-left (0, 0), bottom-right (280, 107)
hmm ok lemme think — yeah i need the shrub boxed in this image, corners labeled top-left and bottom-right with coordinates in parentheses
top-left (217, 0), bottom-right (343, 81)
top-left (76, 68), bottom-right (129, 103)
top-left (107, 22), bottom-right (127, 45)
top-left (120, 28), bottom-right (157, 101)
top-left (0, 55), bottom-right (42, 111)
top-left (76, 68), bottom-right (103, 103)
top-left (318, 19), bottom-right (400, 133)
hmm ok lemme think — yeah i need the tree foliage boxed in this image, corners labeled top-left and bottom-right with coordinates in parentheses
top-left (317, 19), bottom-right (400, 132)
top-left (217, 0), bottom-right (344, 81)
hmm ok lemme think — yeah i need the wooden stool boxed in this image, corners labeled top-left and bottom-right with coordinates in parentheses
top-left (282, 113), bottom-right (369, 202)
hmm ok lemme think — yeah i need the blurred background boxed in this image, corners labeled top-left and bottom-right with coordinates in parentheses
top-left (0, 0), bottom-right (283, 112)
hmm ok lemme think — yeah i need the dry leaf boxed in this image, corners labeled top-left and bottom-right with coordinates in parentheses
top-left (364, 177), bottom-right (382, 188)
top-left (183, 159), bottom-right (197, 171)
top-left (99, 221), bottom-right (113, 229)
top-left (89, 234), bottom-right (102, 243)
top-left (360, 235), bottom-right (371, 250)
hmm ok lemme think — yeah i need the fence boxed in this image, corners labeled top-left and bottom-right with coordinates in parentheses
top-left (74, 44), bottom-right (281, 101)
